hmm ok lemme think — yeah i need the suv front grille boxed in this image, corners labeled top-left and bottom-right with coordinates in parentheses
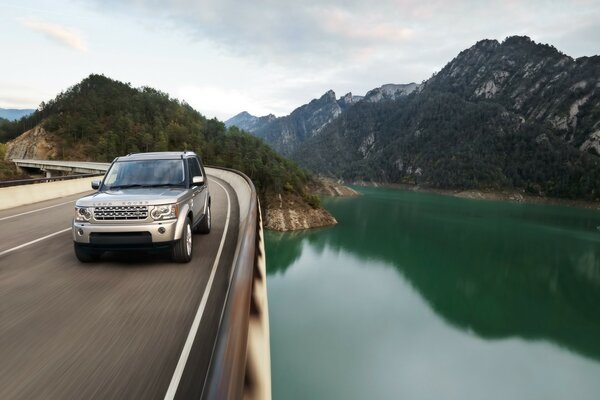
top-left (94, 206), bottom-right (148, 221)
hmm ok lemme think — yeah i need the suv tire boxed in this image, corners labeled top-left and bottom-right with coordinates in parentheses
top-left (172, 218), bottom-right (192, 263)
top-left (74, 243), bottom-right (102, 263)
top-left (197, 203), bottom-right (211, 234)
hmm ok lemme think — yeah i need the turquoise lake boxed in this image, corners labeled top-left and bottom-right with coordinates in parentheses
top-left (266, 187), bottom-right (600, 400)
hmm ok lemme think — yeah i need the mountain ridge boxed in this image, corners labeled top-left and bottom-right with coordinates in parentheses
top-left (225, 83), bottom-right (417, 155)
top-left (227, 35), bottom-right (599, 201)
top-left (0, 108), bottom-right (35, 121)
top-left (289, 35), bottom-right (600, 200)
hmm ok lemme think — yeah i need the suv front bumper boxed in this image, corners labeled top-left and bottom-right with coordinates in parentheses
top-left (72, 219), bottom-right (179, 247)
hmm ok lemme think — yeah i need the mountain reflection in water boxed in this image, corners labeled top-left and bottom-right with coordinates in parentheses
top-left (266, 187), bottom-right (600, 391)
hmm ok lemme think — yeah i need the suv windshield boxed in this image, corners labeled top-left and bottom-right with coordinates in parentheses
top-left (102, 159), bottom-right (185, 190)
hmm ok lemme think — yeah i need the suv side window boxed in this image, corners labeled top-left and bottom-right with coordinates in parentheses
top-left (188, 157), bottom-right (203, 186)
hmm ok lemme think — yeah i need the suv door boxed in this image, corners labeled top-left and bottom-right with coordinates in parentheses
top-left (188, 157), bottom-right (207, 227)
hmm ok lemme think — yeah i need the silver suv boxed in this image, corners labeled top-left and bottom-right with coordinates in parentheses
top-left (72, 151), bottom-right (211, 263)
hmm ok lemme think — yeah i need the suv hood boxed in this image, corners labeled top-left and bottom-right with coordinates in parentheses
top-left (75, 188), bottom-right (189, 207)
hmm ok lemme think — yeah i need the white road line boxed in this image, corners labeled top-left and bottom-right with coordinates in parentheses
top-left (164, 179), bottom-right (232, 400)
top-left (0, 200), bottom-right (75, 221)
top-left (0, 228), bottom-right (71, 257)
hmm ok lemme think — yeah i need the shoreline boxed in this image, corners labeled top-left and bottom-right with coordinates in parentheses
top-left (352, 182), bottom-right (600, 210)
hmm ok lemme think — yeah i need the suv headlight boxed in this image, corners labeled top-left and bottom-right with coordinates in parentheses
top-left (75, 206), bottom-right (92, 222)
top-left (151, 204), bottom-right (178, 220)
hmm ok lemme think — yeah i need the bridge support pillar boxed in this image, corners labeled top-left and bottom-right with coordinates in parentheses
top-left (45, 170), bottom-right (53, 178)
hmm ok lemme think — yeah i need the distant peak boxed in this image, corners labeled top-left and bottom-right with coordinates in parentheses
top-left (363, 83), bottom-right (419, 102)
top-left (339, 92), bottom-right (353, 101)
top-left (474, 39), bottom-right (500, 48)
top-left (503, 35), bottom-right (534, 45)
top-left (321, 90), bottom-right (337, 100)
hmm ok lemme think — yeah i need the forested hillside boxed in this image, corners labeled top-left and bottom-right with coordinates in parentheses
top-left (291, 36), bottom-right (600, 200)
top-left (0, 74), bottom-right (315, 205)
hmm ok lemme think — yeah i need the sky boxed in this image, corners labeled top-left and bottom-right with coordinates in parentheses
top-left (1, 0), bottom-right (599, 121)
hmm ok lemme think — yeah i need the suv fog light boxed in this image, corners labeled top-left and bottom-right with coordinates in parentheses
top-left (77, 228), bottom-right (84, 236)
top-left (158, 227), bottom-right (166, 234)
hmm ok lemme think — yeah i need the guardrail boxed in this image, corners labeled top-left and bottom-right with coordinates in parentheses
top-left (0, 174), bottom-right (103, 188)
top-left (202, 168), bottom-right (271, 400)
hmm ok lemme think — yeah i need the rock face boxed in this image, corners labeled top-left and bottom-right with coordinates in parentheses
top-left (580, 130), bottom-right (600, 156)
top-left (4, 125), bottom-right (57, 160)
top-left (363, 83), bottom-right (419, 102)
top-left (312, 177), bottom-right (361, 197)
top-left (265, 206), bottom-right (337, 231)
top-left (263, 193), bottom-right (337, 231)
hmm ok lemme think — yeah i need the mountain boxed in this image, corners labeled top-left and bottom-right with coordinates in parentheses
top-left (363, 83), bottom-right (419, 102)
top-left (226, 87), bottom-right (418, 156)
top-left (224, 111), bottom-right (276, 132)
top-left (0, 74), bottom-right (335, 229)
top-left (225, 84), bottom-right (420, 155)
top-left (290, 36), bottom-right (600, 200)
top-left (425, 36), bottom-right (600, 151)
top-left (0, 108), bottom-right (35, 121)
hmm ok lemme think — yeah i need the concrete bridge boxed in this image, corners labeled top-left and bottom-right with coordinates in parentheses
top-left (0, 159), bottom-right (271, 400)
top-left (12, 159), bottom-right (112, 177)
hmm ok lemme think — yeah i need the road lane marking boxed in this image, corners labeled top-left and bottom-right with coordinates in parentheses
top-left (0, 200), bottom-right (74, 221)
top-left (164, 179), bottom-right (232, 400)
top-left (0, 228), bottom-right (71, 257)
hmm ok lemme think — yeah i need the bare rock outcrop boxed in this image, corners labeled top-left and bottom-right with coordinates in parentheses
top-left (313, 177), bottom-right (360, 197)
top-left (4, 125), bottom-right (58, 161)
top-left (264, 193), bottom-right (337, 231)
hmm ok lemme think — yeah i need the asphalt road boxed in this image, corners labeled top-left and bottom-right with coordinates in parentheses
top-left (0, 176), bottom-right (240, 400)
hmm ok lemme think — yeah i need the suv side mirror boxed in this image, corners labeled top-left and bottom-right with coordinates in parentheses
top-left (91, 180), bottom-right (101, 190)
top-left (192, 176), bottom-right (205, 186)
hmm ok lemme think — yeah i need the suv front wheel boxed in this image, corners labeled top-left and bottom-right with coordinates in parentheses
top-left (172, 218), bottom-right (193, 263)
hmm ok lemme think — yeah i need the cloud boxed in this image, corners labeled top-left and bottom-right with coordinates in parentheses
top-left (19, 17), bottom-right (87, 52)
top-left (90, 0), bottom-right (419, 66)
top-left (89, 0), bottom-right (600, 69)
top-left (80, 0), bottom-right (600, 118)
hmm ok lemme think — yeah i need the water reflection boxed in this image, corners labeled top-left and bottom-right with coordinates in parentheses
top-left (267, 187), bottom-right (600, 362)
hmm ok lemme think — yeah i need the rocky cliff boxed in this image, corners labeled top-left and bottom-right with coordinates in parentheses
top-left (363, 83), bottom-right (419, 102)
top-left (263, 192), bottom-right (337, 231)
top-left (4, 125), bottom-right (58, 160)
